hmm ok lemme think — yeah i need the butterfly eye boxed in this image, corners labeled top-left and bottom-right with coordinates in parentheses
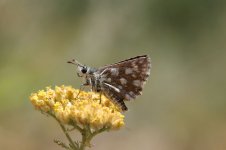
top-left (81, 67), bottom-right (87, 74)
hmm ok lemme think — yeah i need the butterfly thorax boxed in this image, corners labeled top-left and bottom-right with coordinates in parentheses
top-left (82, 67), bottom-right (102, 92)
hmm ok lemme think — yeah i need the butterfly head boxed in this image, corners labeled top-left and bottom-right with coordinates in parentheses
top-left (67, 59), bottom-right (90, 77)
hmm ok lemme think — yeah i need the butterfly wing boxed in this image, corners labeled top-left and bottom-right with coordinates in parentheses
top-left (96, 55), bottom-right (151, 110)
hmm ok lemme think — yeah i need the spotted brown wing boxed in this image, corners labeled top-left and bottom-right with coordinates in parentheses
top-left (96, 55), bottom-right (151, 110)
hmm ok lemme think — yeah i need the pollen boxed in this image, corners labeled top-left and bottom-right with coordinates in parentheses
top-left (29, 85), bottom-right (125, 130)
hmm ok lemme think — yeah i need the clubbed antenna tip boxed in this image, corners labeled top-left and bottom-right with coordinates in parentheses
top-left (67, 59), bottom-right (83, 67)
top-left (67, 59), bottom-right (76, 65)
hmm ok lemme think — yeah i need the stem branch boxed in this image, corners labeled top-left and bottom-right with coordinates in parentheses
top-left (50, 114), bottom-right (78, 150)
top-left (79, 126), bottom-right (110, 150)
top-left (49, 113), bottom-right (110, 150)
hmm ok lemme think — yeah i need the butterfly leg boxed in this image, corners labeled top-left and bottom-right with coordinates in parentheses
top-left (76, 77), bottom-right (91, 99)
top-left (75, 85), bottom-right (84, 99)
top-left (99, 92), bottom-right (102, 104)
top-left (76, 83), bottom-right (89, 99)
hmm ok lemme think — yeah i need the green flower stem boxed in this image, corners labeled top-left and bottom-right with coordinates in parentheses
top-left (79, 125), bottom-right (92, 150)
top-left (58, 121), bottom-right (78, 150)
top-left (69, 120), bottom-right (83, 133)
top-left (50, 113), bottom-right (78, 150)
top-left (79, 126), bottom-right (110, 150)
top-left (92, 126), bottom-right (110, 138)
top-left (49, 113), bottom-right (110, 150)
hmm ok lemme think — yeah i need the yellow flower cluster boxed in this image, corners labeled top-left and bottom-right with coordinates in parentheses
top-left (30, 85), bottom-right (125, 130)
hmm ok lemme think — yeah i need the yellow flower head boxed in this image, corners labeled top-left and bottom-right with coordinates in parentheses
top-left (30, 85), bottom-right (125, 130)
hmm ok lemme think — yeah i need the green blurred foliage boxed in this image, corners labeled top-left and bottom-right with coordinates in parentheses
top-left (0, 0), bottom-right (226, 150)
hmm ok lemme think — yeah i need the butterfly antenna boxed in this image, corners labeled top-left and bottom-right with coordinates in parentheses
top-left (67, 59), bottom-right (83, 67)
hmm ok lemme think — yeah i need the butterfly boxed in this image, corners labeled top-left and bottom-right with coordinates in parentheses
top-left (68, 55), bottom-right (151, 111)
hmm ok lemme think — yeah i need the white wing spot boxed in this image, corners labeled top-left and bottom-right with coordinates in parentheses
top-left (132, 74), bottom-right (137, 78)
top-left (139, 59), bottom-right (144, 64)
top-left (146, 69), bottom-right (150, 76)
top-left (142, 67), bottom-right (147, 73)
top-left (120, 78), bottom-right (127, 85)
top-left (118, 85), bottom-right (123, 89)
top-left (125, 68), bottom-right (133, 74)
top-left (132, 61), bottom-right (136, 67)
top-left (129, 91), bottom-right (135, 96)
top-left (110, 68), bottom-right (119, 76)
top-left (142, 81), bottom-right (147, 87)
top-left (133, 80), bottom-right (141, 87)
top-left (125, 94), bottom-right (132, 100)
top-left (107, 78), bottom-right (111, 82)
top-left (142, 63), bottom-right (147, 68)
top-left (131, 63), bottom-right (139, 72)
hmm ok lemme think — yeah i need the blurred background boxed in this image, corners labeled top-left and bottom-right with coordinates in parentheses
top-left (0, 0), bottom-right (226, 150)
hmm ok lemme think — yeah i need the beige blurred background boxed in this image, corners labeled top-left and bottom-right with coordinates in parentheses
top-left (0, 0), bottom-right (226, 150)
